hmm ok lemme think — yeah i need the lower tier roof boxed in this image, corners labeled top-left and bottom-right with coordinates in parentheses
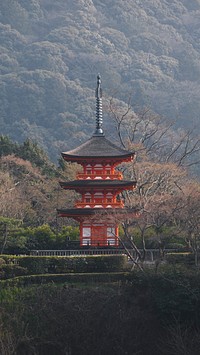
top-left (57, 207), bottom-right (138, 219)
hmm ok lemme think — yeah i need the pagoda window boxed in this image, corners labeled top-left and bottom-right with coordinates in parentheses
top-left (106, 193), bottom-right (113, 202)
top-left (107, 227), bottom-right (115, 245)
top-left (85, 164), bottom-right (92, 175)
top-left (107, 227), bottom-right (115, 237)
top-left (105, 165), bottom-right (111, 174)
top-left (107, 239), bottom-right (115, 246)
top-left (94, 171), bottom-right (103, 176)
top-left (85, 193), bottom-right (91, 197)
top-left (94, 196), bottom-right (103, 200)
top-left (94, 192), bottom-right (103, 196)
top-left (84, 193), bottom-right (92, 203)
top-left (83, 227), bottom-right (91, 237)
top-left (82, 239), bottom-right (91, 246)
top-left (94, 164), bottom-right (103, 175)
top-left (94, 192), bottom-right (103, 203)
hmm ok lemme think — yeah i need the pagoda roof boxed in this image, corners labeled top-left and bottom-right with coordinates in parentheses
top-left (62, 136), bottom-right (134, 162)
top-left (59, 180), bottom-right (136, 191)
top-left (57, 207), bottom-right (138, 219)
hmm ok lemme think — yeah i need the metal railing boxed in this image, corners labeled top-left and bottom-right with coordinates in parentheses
top-left (29, 248), bottom-right (177, 261)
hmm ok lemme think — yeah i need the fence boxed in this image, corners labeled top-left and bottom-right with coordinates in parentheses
top-left (30, 248), bottom-right (177, 261)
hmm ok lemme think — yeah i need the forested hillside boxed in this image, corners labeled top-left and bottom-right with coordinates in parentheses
top-left (1, 0), bottom-right (200, 161)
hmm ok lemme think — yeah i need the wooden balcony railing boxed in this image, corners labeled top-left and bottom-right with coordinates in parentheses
top-left (75, 201), bottom-right (124, 208)
top-left (77, 172), bottom-right (123, 180)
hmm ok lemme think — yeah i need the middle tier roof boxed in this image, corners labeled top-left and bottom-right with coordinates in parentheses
top-left (59, 180), bottom-right (137, 192)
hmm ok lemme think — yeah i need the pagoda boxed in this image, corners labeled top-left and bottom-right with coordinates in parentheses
top-left (57, 75), bottom-right (136, 247)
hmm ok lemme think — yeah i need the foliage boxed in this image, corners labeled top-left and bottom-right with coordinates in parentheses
top-left (0, 223), bottom-right (80, 254)
top-left (0, 217), bottom-right (23, 254)
top-left (0, 272), bottom-right (128, 287)
top-left (55, 226), bottom-right (80, 249)
top-left (22, 224), bottom-right (56, 251)
top-left (0, 216), bottom-right (22, 227)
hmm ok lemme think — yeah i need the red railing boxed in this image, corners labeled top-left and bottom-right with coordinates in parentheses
top-left (75, 201), bottom-right (124, 208)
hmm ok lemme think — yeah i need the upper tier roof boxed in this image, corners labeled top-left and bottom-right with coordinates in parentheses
top-left (62, 136), bottom-right (134, 161)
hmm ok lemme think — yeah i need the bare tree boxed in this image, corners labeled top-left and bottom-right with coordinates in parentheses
top-left (0, 155), bottom-right (73, 226)
top-left (121, 160), bottom-right (187, 256)
top-left (173, 182), bottom-right (200, 266)
top-left (106, 97), bottom-right (200, 169)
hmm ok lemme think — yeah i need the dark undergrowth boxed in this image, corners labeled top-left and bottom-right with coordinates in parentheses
top-left (0, 266), bottom-right (200, 354)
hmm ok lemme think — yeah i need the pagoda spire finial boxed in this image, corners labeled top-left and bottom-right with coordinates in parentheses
top-left (94, 74), bottom-right (104, 136)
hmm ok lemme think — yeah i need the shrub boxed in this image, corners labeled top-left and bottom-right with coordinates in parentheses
top-left (0, 272), bottom-right (129, 287)
top-left (0, 265), bottom-right (28, 279)
top-left (166, 252), bottom-right (194, 266)
top-left (0, 258), bottom-right (6, 266)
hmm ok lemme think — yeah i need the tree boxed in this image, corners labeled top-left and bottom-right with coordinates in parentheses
top-left (105, 99), bottom-right (200, 266)
top-left (0, 135), bottom-right (18, 157)
top-left (107, 99), bottom-right (200, 169)
top-left (0, 154), bottom-right (56, 225)
top-left (0, 216), bottom-right (22, 254)
top-left (118, 159), bottom-right (187, 264)
top-left (173, 182), bottom-right (200, 266)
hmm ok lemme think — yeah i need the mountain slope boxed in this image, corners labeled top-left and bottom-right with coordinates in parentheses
top-left (0, 0), bottom-right (200, 160)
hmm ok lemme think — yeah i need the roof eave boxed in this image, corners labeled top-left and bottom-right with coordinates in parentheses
top-left (61, 152), bottom-right (135, 163)
top-left (59, 181), bottom-right (137, 191)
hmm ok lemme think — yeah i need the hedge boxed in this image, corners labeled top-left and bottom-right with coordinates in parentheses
top-left (0, 255), bottom-right (128, 275)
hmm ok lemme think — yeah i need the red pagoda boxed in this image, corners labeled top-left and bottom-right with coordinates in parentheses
top-left (57, 75), bottom-right (136, 247)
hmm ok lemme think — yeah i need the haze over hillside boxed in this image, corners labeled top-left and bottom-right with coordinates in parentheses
top-left (0, 0), bottom-right (200, 161)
